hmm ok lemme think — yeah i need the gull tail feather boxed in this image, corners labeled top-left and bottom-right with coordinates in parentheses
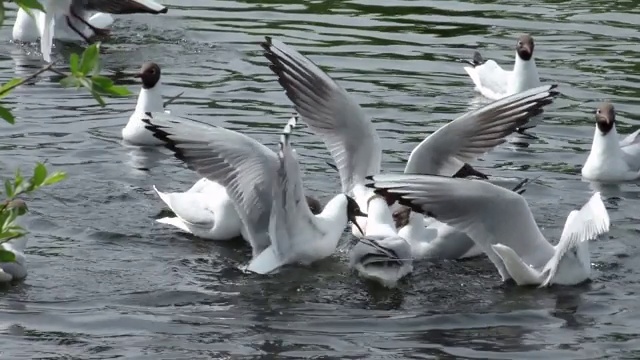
top-left (156, 217), bottom-right (191, 233)
top-left (246, 245), bottom-right (283, 275)
top-left (492, 244), bottom-right (543, 286)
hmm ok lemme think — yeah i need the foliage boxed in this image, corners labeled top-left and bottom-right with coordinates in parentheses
top-left (0, 1), bottom-right (133, 256)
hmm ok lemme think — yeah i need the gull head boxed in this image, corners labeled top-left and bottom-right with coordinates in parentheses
top-left (136, 62), bottom-right (162, 89)
top-left (595, 102), bottom-right (615, 135)
top-left (305, 195), bottom-right (323, 215)
top-left (516, 34), bottom-right (535, 61)
top-left (348, 236), bottom-right (413, 288)
top-left (345, 195), bottom-right (367, 235)
top-left (392, 205), bottom-right (411, 230)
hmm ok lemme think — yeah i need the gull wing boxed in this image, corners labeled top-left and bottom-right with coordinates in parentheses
top-left (142, 112), bottom-right (276, 256)
top-left (366, 174), bottom-right (556, 280)
top-left (404, 84), bottom-right (559, 176)
top-left (540, 192), bottom-right (610, 287)
top-left (261, 36), bottom-right (381, 193)
top-left (267, 117), bottom-right (325, 260)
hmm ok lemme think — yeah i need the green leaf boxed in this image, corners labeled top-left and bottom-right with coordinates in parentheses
top-left (15, 0), bottom-right (45, 12)
top-left (0, 249), bottom-right (16, 263)
top-left (107, 85), bottom-right (132, 96)
top-left (69, 53), bottom-right (80, 74)
top-left (0, 1), bottom-right (5, 29)
top-left (42, 171), bottom-right (66, 186)
top-left (0, 106), bottom-right (15, 124)
top-left (31, 162), bottom-right (47, 188)
top-left (90, 90), bottom-right (106, 107)
top-left (79, 44), bottom-right (100, 75)
top-left (0, 78), bottom-right (24, 99)
top-left (91, 75), bottom-right (113, 91)
top-left (4, 179), bottom-right (13, 198)
top-left (13, 169), bottom-right (24, 196)
top-left (60, 76), bottom-right (81, 89)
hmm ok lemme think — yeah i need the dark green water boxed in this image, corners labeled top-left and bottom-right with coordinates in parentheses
top-left (1, 0), bottom-right (640, 358)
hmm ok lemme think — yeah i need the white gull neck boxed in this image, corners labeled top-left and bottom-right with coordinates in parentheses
top-left (508, 52), bottom-right (540, 95)
top-left (134, 82), bottom-right (164, 114)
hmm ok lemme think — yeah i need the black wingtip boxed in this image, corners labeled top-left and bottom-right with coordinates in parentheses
top-left (325, 161), bottom-right (338, 172)
top-left (453, 163), bottom-right (489, 180)
top-left (365, 175), bottom-right (375, 181)
top-left (515, 127), bottom-right (539, 140)
top-left (159, 7), bottom-right (168, 14)
top-left (511, 175), bottom-right (541, 195)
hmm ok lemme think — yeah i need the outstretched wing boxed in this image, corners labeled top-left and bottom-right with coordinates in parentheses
top-left (261, 36), bottom-right (381, 193)
top-left (540, 192), bottom-right (610, 287)
top-left (268, 116), bottom-right (325, 260)
top-left (366, 174), bottom-right (556, 280)
top-left (404, 84), bottom-right (559, 176)
top-left (142, 112), bottom-right (277, 256)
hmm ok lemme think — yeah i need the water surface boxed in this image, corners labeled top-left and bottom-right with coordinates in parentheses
top-left (1, 0), bottom-right (640, 358)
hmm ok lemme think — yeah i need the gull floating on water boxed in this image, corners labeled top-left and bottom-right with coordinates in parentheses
top-left (37, 0), bottom-right (168, 62)
top-left (123, 61), bottom-right (166, 146)
top-left (0, 237), bottom-right (28, 283)
top-left (260, 36), bottom-right (559, 285)
top-left (462, 34), bottom-right (541, 101)
top-left (582, 102), bottom-right (640, 182)
top-left (142, 112), bottom-right (365, 274)
top-left (153, 176), bottom-right (323, 241)
top-left (12, 7), bottom-right (113, 44)
top-left (367, 174), bottom-right (611, 287)
top-left (125, 62), bottom-right (317, 242)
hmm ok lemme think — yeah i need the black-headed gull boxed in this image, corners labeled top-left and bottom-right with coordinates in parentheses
top-left (367, 174), bottom-right (611, 287)
top-left (260, 36), bottom-right (559, 286)
top-left (582, 102), bottom-right (640, 182)
top-left (142, 112), bottom-right (366, 274)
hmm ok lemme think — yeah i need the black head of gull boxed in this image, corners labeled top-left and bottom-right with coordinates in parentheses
top-left (516, 34), bottom-right (535, 61)
top-left (392, 205), bottom-right (411, 230)
top-left (346, 195), bottom-right (367, 235)
top-left (305, 195), bottom-right (323, 215)
top-left (136, 62), bottom-right (161, 89)
top-left (595, 102), bottom-right (616, 135)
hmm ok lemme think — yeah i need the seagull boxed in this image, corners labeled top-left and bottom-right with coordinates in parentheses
top-left (153, 177), bottom-right (324, 241)
top-left (0, 237), bottom-right (28, 283)
top-left (366, 174), bottom-right (611, 287)
top-left (124, 63), bottom-right (323, 243)
top-left (347, 194), bottom-right (414, 287)
top-left (260, 36), bottom-right (559, 266)
top-left (391, 177), bottom-right (536, 260)
top-left (461, 34), bottom-right (541, 101)
top-left (123, 61), bottom-right (166, 146)
top-left (12, 7), bottom-right (113, 44)
top-left (38, 0), bottom-right (168, 62)
top-left (582, 102), bottom-right (640, 182)
top-left (142, 112), bottom-right (366, 274)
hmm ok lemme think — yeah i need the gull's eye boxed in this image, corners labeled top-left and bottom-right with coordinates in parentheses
top-left (596, 108), bottom-right (601, 114)
top-left (517, 41), bottom-right (522, 46)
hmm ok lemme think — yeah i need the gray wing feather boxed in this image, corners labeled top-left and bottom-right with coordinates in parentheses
top-left (268, 118), bottom-right (324, 259)
top-left (540, 192), bottom-right (610, 286)
top-left (261, 37), bottom-right (381, 192)
top-left (142, 112), bottom-right (276, 255)
top-left (404, 84), bottom-right (559, 175)
top-left (620, 129), bottom-right (640, 168)
top-left (367, 174), bottom-right (556, 276)
top-left (349, 236), bottom-right (411, 267)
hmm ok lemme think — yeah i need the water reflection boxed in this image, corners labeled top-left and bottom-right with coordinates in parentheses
top-left (124, 144), bottom-right (167, 172)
